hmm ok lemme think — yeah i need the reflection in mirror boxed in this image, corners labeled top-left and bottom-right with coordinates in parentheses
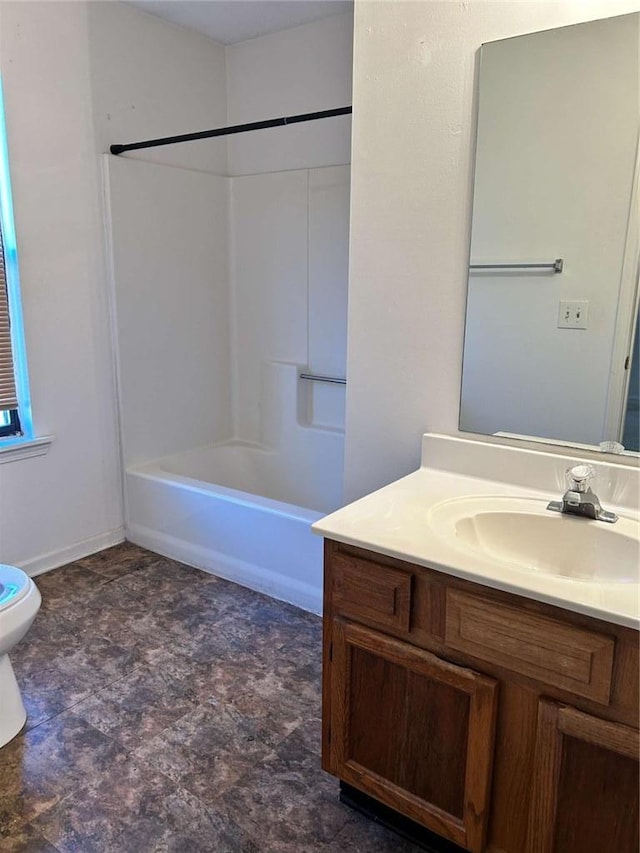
top-left (622, 309), bottom-right (639, 449)
top-left (460, 13), bottom-right (639, 453)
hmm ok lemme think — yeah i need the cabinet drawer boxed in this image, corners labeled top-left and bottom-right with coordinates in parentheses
top-left (332, 552), bottom-right (412, 632)
top-left (445, 590), bottom-right (614, 704)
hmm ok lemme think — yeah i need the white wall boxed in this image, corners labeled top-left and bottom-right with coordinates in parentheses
top-left (226, 12), bottom-right (353, 175)
top-left (88, 1), bottom-right (228, 175)
top-left (460, 14), bottom-right (638, 446)
top-left (0, 2), bottom-right (123, 571)
top-left (344, 0), bottom-right (640, 502)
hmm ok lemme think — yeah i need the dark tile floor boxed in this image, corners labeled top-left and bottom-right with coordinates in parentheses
top-left (1, 543), bottom-right (420, 852)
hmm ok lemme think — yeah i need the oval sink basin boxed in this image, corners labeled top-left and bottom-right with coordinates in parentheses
top-left (427, 496), bottom-right (640, 583)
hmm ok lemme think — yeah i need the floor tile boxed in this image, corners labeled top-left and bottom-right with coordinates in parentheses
top-left (133, 702), bottom-right (279, 804)
top-left (48, 583), bottom-right (173, 664)
top-left (116, 556), bottom-right (219, 598)
top-left (71, 542), bottom-right (160, 580)
top-left (330, 812), bottom-right (425, 852)
top-left (0, 824), bottom-right (61, 852)
top-left (14, 626), bottom-right (152, 730)
top-left (70, 659), bottom-right (203, 750)
top-left (218, 731), bottom-right (352, 850)
top-left (0, 712), bottom-right (125, 838)
top-left (31, 753), bottom-right (254, 853)
top-left (32, 564), bottom-right (110, 612)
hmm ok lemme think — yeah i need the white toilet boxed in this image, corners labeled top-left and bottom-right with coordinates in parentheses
top-left (0, 564), bottom-right (41, 747)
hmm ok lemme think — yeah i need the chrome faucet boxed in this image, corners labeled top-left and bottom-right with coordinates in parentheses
top-left (547, 464), bottom-right (618, 523)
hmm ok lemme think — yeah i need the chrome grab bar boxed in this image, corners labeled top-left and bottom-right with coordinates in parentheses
top-left (469, 259), bottom-right (564, 273)
top-left (299, 373), bottom-right (346, 386)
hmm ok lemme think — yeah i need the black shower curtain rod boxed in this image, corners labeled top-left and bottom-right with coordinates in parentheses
top-left (110, 105), bottom-right (352, 155)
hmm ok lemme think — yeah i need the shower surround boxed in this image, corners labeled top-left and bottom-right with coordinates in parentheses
top-left (106, 151), bottom-right (349, 614)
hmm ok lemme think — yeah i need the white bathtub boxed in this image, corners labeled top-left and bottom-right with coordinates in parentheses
top-left (125, 440), bottom-right (343, 615)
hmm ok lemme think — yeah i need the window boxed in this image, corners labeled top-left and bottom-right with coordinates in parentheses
top-left (0, 221), bottom-right (21, 437)
top-left (0, 409), bottom-right (21, 437)
top-left (0, 77), bottom-right (32, 441)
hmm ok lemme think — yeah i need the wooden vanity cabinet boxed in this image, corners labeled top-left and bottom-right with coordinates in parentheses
top-left (322, 540), bottom-right (640, 853)
top-left (526, 701), bottom-right (639, 853)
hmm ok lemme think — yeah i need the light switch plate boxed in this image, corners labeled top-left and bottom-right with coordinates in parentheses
top-left (558, 300), bottom-right (589, 329)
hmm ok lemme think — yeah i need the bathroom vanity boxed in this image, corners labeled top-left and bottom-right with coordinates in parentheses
top-left (313, 435), bottom-right (640, 853)
top-left (313, 12), bottom-right (640, 849)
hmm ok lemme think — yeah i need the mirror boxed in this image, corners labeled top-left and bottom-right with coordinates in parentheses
top-left (460, 13), bottom-right (639, 453)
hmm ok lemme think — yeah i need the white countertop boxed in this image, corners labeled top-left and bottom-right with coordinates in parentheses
top-left (312, 435), bottom-right (640, 630)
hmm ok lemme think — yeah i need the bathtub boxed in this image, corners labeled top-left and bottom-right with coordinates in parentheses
top-left (125, 440), bottom-right (343, 615)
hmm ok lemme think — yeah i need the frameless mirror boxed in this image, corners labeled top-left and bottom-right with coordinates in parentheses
top-left (460, 13), bottom-right (639, 453)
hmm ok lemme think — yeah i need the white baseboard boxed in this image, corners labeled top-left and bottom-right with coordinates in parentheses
top-left (18, 527), bottom-right (126, 578)
top-left (127, 523), bottom-right (323, 616)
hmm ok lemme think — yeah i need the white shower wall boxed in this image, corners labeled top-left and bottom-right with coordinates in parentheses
top-left (108, 156), bottom-right (349, 482)
top-left (230, 164), bottom-right (350, 443)
top-left (108, 157), bottom-right (349, 503)
top-left (106, 156), bottom-right (233, 468)
top-left (308, 167), bottom-right (350, 429)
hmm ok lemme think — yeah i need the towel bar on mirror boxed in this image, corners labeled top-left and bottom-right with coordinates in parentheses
top-left (299, 373), bottom-right (346, 385)
top-left (469, 259), bottom-right (564, 273)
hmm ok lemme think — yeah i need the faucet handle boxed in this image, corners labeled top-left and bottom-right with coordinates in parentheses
top-left (567, 464), bottom-right (595, 493)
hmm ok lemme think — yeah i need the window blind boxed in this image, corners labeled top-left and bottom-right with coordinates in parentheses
top-left (0, 223), bottom-right (18, 412)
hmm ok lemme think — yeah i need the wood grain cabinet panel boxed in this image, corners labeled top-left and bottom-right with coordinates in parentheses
top-left (526, 701), bottom-right (639, 853)
top-left (332, 552), bottom-right (412, 632)
top-left (329, 620), bottom-right (498, 853)
top-left (445, 589), bottom-right (614, 704)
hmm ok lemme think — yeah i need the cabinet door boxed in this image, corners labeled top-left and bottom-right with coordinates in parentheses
top-left (329, 620), bottom-right (498, 853)
top-left (527, 700), bottom-right (639, 853)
